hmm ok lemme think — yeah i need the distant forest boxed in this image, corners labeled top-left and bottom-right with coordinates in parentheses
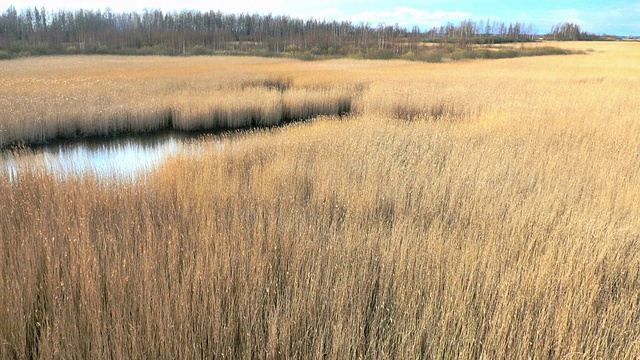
top-left (0, 6), bottom-right (600, 59)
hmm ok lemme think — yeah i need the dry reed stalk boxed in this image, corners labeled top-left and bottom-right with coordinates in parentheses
top-left (0, 56), bottom-right (364, 147)
top-left (2, 41), bottom-right (640, 358)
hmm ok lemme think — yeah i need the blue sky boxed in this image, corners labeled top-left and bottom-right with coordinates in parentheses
top-left (4, 0), bottom-right (639, 35)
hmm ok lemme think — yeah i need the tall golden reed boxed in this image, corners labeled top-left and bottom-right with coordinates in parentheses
top-left (0, 56), bottom-right (357, 147)
top-left (1, 41), bottom-right (640, 358)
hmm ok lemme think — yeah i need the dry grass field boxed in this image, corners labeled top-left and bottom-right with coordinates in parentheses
top-left (2, 41), bottom-right (640, 358)
top-left (0, 56), bottom-right (356, 147)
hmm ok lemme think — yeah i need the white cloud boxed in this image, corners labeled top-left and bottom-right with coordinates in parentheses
top-left (537, 5), bottom-right (640, 35)
top-left (287, 8), bottom-right (345, 21)
top-left (547, 8), bottom-right (583, 25)
top-left (341, 7), bottom-right (472, 28)
top-left (597, 4), bottom-right (640, 35)
top-left (7, 0), bottom-right (306, 13)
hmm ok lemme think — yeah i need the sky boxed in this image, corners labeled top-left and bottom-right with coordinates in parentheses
top-left (3, 0), bottom-right (639, 35)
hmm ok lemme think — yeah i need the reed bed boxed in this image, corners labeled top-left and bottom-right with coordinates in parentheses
top-left (0, 56), bottom-right (359, 147)
top-left (2, 41), bottom-right (640, 358)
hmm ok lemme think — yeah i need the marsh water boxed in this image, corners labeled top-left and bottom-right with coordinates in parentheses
top-left (1, 131), bottom-right (214, 181)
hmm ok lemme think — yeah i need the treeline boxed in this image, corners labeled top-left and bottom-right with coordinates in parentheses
top-left (547, 22), bottom-right (594, 40)
top-left (0, 6), bottom-right (593, 59)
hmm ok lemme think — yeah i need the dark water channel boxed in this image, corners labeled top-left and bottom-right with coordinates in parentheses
top-left (1, 131), bottom-right (214, 182)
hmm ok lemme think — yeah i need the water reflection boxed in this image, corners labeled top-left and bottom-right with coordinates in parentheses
top-left (1, 131), bottom-right (209, 181)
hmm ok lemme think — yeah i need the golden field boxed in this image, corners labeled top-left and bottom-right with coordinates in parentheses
top-left (2, 41), bottom-right (640, 358)
top-left (0, 56), bottom-right (356, 147)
